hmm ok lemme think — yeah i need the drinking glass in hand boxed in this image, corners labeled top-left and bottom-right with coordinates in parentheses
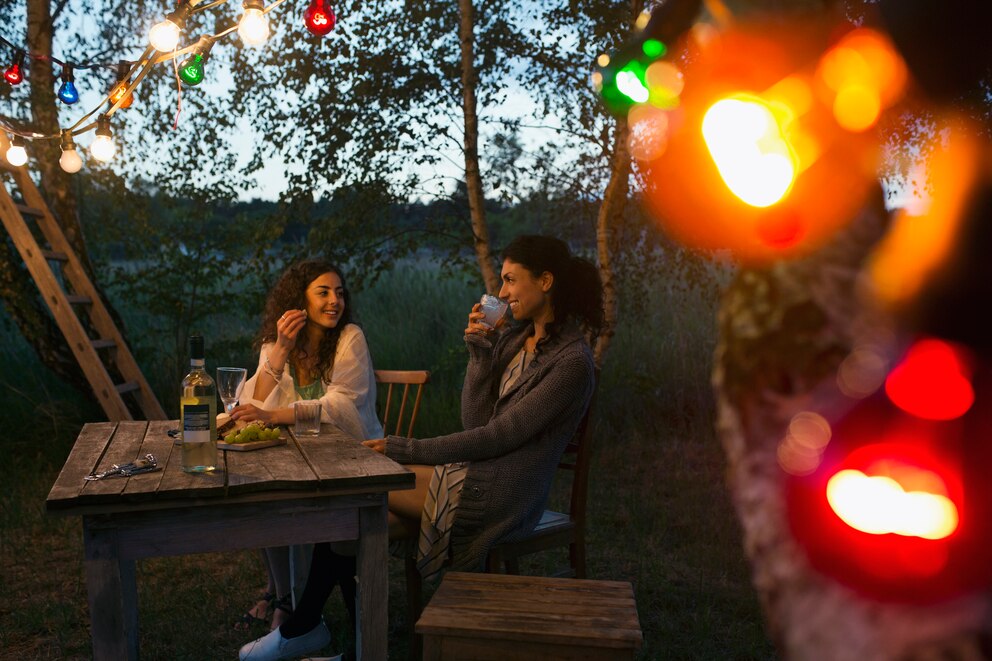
top-left (479, 294), bottom-right (508, 330)
top-left (216, 367), bottom-right (247, 414)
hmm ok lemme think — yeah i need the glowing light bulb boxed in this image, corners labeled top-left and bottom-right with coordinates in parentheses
top-left (4, 51), bottom-right (25, 85)
top-left (179, 54), bottom-right (205, 85)
top-left (701, 95), bottom-right (798, 208)
top-left (304, 0), bottom-right (336, 36)
top-left (90, 116), bottom-right (116, 163)
top-left (5, 135), bottom-right (27, 166)
top-left (59, 131), bottom-right (82, 174)
top-left (109, 61), bottom-right (135, 109)
top-left (239, 0), bottom-right (270, 46)
top-left (7, 135), bottom-right (28, 168)
top-left (57, 65), bottom-right (79, 104)
top-left (149, 2), bottom-right (191, 52)
top-left (150, 20), bottom-right (182, 51)
top-left (179, 36), bottom-right (213, 86)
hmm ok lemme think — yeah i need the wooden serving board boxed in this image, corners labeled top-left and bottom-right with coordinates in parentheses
top-left (217, 435), bottom-right (288, 452)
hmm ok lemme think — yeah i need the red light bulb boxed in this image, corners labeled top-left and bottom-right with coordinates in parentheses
top-left (885, 338), bottom-right (975, 421)
top-left (304, 0), bottom-right (336, 36)
top-left (4, 51), bottom-right (25, 85)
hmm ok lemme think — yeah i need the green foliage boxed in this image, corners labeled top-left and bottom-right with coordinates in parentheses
top-left (0, 253), bottom-right (773, 659)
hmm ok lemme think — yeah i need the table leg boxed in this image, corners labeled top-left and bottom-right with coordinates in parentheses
top-left (83, 522), bottom-right (138, 660)
top-left (356, 496), bottom-right (389, 661)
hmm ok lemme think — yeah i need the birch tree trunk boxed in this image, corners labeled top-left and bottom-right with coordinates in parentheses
top-left (458, 0), bottom-right (500, 294)
top-left (594, 119), bottom-right (630, 367)
top-left (713, 188), bottom-right (992, 659)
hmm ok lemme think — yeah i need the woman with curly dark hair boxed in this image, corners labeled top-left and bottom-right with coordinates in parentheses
top-left (239, 236), bottom-right (602, 661)
top-left (231, 258), bottom-right (382, 632)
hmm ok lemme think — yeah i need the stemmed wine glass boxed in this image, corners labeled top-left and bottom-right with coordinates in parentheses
top-left (217, 367), bottom-right (247, 414)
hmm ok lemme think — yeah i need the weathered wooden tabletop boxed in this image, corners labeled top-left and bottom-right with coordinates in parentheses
top-left (47, 419), bottom-right (413, 513)
top-left (47, 420), bottom-right (412, 661)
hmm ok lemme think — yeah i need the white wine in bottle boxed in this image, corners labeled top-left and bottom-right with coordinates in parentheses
top-left (180, 335), bottom-right (217, 472)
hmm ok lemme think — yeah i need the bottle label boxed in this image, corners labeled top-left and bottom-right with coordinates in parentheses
top-left (182, 403), bottom-right (211, 444)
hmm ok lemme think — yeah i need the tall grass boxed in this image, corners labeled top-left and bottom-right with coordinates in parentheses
top-left (0, 257), bottom-right (774, 660)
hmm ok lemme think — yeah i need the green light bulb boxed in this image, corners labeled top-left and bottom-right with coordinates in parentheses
top-left (179, 53), bottom-right (205, 86)
top-left (642, 39), bottom-right (667, 58)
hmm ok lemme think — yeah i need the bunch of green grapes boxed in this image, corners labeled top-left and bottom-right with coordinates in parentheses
top-left (224, 422), bottom-right (281, 444)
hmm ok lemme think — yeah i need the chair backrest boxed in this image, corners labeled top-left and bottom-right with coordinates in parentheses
top-left (375, 369), bottom-right (430, 437)
top-left (558, 369), bottom-right (600, 528)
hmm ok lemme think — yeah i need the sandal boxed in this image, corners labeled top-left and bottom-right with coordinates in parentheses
top-left (233, 591), bottom-right (275, 631)
top-left (270, 593), bottom-right (295, 631)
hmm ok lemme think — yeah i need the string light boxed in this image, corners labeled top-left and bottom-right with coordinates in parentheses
top-left (90, 115), bottom-right (116, 163)
top-left (59, 130), bottom-right (83, 173)
top-left (179, 36), bottom-right (214, 86)
top-left (149, 1), bottom-right (193, 52)
top-left (4, 50), bottom-right (24, 85)
top-left (109, 61), bottom-right (135, 109)
top-left (304, 0), bottom-right (335, 36)
top-left (5, 134), bottom-right (27, 166)
top-left (57, 64), bottom-right (80, 104)
top-left (1, 0), bottom-right (334, 174)
top-left (239, 0), bottom-right (271, 46)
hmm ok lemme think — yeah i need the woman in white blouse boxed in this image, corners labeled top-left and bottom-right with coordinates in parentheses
top-left (231, 258), bottom-right (382, 631)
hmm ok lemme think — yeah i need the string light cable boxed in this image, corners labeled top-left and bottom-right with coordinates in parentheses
top-left (2, 0), bottom-right (298, 169)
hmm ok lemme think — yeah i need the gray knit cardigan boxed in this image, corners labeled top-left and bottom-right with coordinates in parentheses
top-left (384, 319), bottom-right (596, 572)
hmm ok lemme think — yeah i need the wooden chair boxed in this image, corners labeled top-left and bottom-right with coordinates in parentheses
top-left (375, 369), bottom-right (430, 437)
top-left (374, 369), bottom-right (430, 659)
top-left (485, 382), bottom-right (598, 578)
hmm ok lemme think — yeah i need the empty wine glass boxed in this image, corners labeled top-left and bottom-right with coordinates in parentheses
top-left (217, 367), bottom-right (247, 414)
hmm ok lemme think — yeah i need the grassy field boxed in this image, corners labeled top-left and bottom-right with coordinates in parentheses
top-left (0, 260), bottom-right (775, 660)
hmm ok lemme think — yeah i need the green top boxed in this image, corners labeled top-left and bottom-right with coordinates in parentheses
top-left (289, 363), bottom-right (325, 401)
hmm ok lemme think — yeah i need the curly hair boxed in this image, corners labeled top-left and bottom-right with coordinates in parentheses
top-left (501, 235), bottom-right (604, 340)
top-left (255, 259), bottom-right (355, 382)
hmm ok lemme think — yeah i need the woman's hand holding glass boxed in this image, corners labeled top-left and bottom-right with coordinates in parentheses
top-left (465, 303), bottom-right (497, 337)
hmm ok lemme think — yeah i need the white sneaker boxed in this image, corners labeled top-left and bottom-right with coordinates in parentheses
top-left (238, 620), bottom-right (331, 661)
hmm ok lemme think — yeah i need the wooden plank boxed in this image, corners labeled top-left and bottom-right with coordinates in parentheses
top-left (153, 422), bottom-right (226, 498)
top-left (292, 425), bottom-right (414, 493)
top-left (225, 429), bottom-right (318, 494)
top-left (91, 338), bottom-right (117, 350)
top-left (121, 420), bottom-right (177, 502)
top-left (82, 524), bottom-right (139, 660)
top-left (426, 635), bottom-right (635, 660)
top-left (66, 294), bottom-right (92, 305)
top-left (79, 422), bottom-right (150, 504)
top-left (357, 498), bottom-right (389, 661)
top-left (15, 203), bottom-right (44, 217)
top-left (46, 422), bottom-right (118, 509)
top-left (42, 249), bottom-right (69, 261)
top-left (114, 381), bottom-right (139, 394)
top-left (86, 498), bottom-right (362, 560)
top-left (416, 573), bottom-right (642, 649)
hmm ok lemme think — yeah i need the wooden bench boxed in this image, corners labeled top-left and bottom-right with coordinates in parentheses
top-left (415, 572), bottom-right (643, 660)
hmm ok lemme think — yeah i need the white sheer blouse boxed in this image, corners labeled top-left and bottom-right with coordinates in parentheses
top-left (240, 323), bottom-right (384, 440)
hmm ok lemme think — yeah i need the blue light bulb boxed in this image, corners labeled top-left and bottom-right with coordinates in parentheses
top-left (58, 80), bottom-right (79, 104)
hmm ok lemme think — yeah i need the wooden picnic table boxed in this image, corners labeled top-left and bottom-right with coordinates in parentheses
top-left (46, 420), bottom-right (414, 661)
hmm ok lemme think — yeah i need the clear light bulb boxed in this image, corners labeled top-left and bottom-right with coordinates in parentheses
top-left (90, 135), bottom-right (116, 163)
top-left (6, 142), bottom-right (27, 167)
top-left (239, 6), bottom-right (270, 46)
top-left (59, 131), bottom-right (83, 173)
top-left (150, 19), bottom-right (182, 51)
top-left (90, 116), bottom-right (116, 163)
top-left (60, 148), bottom-right (83, 173)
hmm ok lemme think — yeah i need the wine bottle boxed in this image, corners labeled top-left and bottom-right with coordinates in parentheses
top-left (180, 334), bottom-right (217, 472)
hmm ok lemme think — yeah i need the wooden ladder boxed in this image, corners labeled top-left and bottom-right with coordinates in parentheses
top-left (0, 162), bottom-right (166, 421)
